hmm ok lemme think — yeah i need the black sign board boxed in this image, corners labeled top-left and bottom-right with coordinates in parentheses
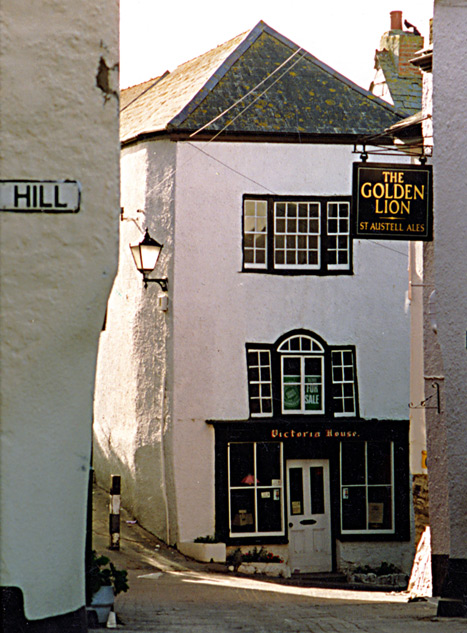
top-left (352, 162), bottom-right (433, 240)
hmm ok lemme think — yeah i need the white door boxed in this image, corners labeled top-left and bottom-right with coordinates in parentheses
top-left (287, 459), bottom-right (332, 573)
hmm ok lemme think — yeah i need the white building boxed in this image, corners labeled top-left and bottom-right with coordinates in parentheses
top-left (94, 21), bottom-right (415, 576)
top-left (0, 1), bottom-right (119, 630)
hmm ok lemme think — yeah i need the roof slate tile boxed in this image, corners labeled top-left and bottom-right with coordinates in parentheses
top-left (121, 21), bottom-right (403, 145)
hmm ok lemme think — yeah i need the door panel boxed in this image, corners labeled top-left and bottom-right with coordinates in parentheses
top-left (287, 459), bottom-right (332, 573)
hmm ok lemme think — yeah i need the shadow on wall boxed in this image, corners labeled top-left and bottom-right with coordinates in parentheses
top-left (92, 435), bottom-right (177, 545)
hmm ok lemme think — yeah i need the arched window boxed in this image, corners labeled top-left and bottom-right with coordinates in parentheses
top-left (278, 335), bottom-right (325, 415)
top-left (246, 330), bottom-right (358, 418)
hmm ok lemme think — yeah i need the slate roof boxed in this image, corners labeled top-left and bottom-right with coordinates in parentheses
top-left (121, 21), bottom-right (403, 145)
top-left (373, 49), bottom-right (422, 116)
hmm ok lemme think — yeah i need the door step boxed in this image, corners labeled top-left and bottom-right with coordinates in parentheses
top-left (288, 572), bottom-right (348, 587)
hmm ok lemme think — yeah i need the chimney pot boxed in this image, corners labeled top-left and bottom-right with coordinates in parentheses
top-left (390, 10), bottom-right (403, 30)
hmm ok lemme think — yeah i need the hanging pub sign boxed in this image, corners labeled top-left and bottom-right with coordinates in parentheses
top-left (352, 162), bottom-right (433, 240)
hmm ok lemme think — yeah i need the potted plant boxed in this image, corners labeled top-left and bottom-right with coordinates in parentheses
top-left (87, 551), bottom-right (129, 625)
top-left (178, 535), bottom-right (226, 563)
top-left (229, 547), bottom-right (290, 578)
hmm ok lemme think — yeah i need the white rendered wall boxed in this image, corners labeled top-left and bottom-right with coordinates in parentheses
top-left (94, 140), bottom-right (178, 544)
top-left (171, 141), bottom-right (411, 542)
top-left (433, 0), bottom-right (467, 561)
top-left (0, 0), bottom-right (119, 621)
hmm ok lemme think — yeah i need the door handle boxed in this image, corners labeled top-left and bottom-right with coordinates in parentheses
top-left (288, 522), bottom-right (293, 528)
top-left (300, 519), bottom-right (317, 525)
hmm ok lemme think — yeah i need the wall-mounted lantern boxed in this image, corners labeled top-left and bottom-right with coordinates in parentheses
top-left (130, 229), bottom-right (168, 291)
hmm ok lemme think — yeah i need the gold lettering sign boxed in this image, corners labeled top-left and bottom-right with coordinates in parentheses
top-left (353, 163), bottom-right (433, 241)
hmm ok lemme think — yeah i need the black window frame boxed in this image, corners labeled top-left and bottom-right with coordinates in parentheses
top-left (246, 331), bottom-right (359, 419)
top-left (242, 194), bottom-right (353, 275)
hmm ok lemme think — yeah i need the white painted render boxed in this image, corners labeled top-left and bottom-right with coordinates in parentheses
top-left (432, 0), bottom-right (467, 560)
top-left (94, 138), bottom-right (411, 569)
top-left (94, 140), bottom-right (178, 544)
top-left (0, 0), bottom-right (119, 621)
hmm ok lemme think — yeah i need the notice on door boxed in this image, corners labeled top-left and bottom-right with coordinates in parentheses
top-left (0, 180), bottom-right (81, 213)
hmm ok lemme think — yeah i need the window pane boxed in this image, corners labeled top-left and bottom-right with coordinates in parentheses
top-left (257, 489), bottom-right (282, 532)
top-left (283, 384), bottom-right (301, 410)
top-left (289, 467), bottom-right (304, 515)
top-left (231, 489), bottom-right (256, 533)
top-left (328, 219), bottom-right (338, 234)
top-left (283, 356), bottom-right (300, 374)
top-left (367, 442), bottom-right (392, 485)
top-left (250, 398), bottom-right (261, 414)
top-left (276, 202), bottom-right (286, 217)
top-left (304, 357), bottom-right (322, 411)
top-left (283, 357), bottom-right (301, 410)
top-left (249, 383), bottom-right (259, 399)
top-left (286, 251), bottom-right (296, 265)
top-left (230, 443), bottom-right (254, 487)
top-left (256, 443), bottom-right (281, 484)
top-left (341, 443), bottom-right (365, 485)
top-left (368, 486), bottom-right (392, 530)
top-left (341, 486), bottom-right (366, 530)
top-left (309, 466), bottom-right (325, 514)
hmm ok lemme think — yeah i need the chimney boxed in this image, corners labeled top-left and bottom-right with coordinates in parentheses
top-left (390, 10), bottom-right (403, 30)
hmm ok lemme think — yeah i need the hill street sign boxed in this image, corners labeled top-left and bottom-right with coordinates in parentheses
top-left (0, 180), bottom-right (81, 213)
top-left (352, 163), bottom-right (432, 240)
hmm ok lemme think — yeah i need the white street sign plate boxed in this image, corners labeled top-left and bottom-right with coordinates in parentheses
top-left (0, 180), bottom-right (81, 213)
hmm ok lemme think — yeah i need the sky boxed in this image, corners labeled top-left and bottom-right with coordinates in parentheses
top-left (120, 0), bottom-right (433, 91)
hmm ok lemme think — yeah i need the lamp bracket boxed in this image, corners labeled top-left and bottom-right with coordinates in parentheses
top-left (143, 276), bottom-right (168, 292)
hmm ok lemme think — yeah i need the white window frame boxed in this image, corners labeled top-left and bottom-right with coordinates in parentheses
top-left (340, 442), bottom-right (395, 535)
top-left (243, 199), bottom-right (268, 269)
top-left (228, 442), bottom-right (285, 538)
top-left (246, 349), bottom-right (273, 418)
top-left (273, 201), bottom-right (321, 270)
top-left (278, 335), bottom-right (325, 415)
top-left (327, 201), bottom-right (350, 271)
top-left (331, 349), bottom-right (356, 417)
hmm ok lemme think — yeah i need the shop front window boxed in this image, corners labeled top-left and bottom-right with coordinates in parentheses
top-left (228, 442), bottom-right (284, 537)
top-left (340, 441), bottom-right (394, 534)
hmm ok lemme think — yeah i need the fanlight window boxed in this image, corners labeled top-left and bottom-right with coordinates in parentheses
top-left (277, 335), bottom-right (324, 354)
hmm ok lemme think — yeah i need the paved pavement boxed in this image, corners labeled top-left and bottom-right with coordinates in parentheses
top-left (91, 485), bottom-right (467, 632)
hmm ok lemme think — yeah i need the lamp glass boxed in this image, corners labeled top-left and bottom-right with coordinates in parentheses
top-left (139, 243), bottom-right (162, 273)
top-left (130, 230), bottom-right (163, 274)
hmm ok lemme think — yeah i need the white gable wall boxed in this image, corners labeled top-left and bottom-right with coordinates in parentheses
top-left (171, 141), bottom-right (410, 542)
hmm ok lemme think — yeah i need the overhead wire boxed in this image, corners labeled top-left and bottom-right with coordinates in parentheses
top-left (128, 42), bottom-right (414, 260)
top-left (189, 47), bottom-right (304, 139)
top-left (145, 46), bottom-right (307, 199)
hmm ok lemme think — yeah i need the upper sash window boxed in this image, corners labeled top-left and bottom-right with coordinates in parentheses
top-left (243, 196), bottom-right (352, 274)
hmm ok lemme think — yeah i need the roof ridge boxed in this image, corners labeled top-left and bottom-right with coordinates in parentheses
top-left (169, 20), bottom-right (401, 131)
top-left (167, 21), bottom-right (266, 129)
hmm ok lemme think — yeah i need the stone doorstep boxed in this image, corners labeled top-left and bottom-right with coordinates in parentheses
top-left (238, 562), bottom-right (291, 578)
